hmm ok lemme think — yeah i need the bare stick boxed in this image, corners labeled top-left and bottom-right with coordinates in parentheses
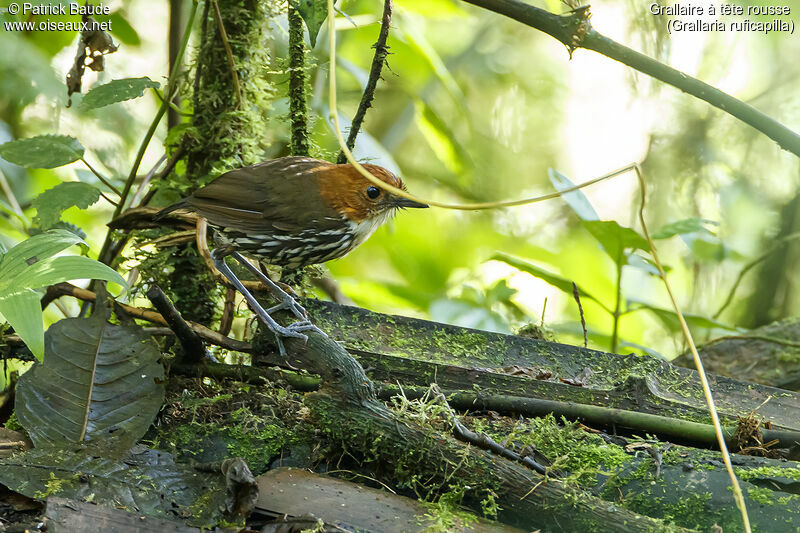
top-left (42, 282), bottom-right (252, 353)
top-left (212, 0), bottom-right (242, 109)
top-left (146, 284), bottom-right (209, 363)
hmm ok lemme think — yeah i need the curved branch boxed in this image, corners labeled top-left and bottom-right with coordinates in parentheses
top-left (462, 0), bottom-right (800, 158)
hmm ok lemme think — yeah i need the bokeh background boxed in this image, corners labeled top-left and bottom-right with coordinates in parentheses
top-left (2, 0), bottom-right (800, 359)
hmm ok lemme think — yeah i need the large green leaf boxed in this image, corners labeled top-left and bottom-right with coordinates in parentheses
top-left (0, 289), bottom-right (45, 361)
top-left (0, 447), bottom-right (228, 528)
top-left (582, 220), bottom-right (650, 265)
top-left (79, 77), bottom-right (160, 111)
top-left (492, 252), bottom-right (610, 313)
top-left (15, 311), bottom-right (165, 450)
top-left (0, 230), bottom-right (84, 286)
top-left (415, 100), bottom-right (469, 175)
top-left (32, 182), bottom-right (101, 229)
top-left (630, 302), bottom-right (737, 332)
top-left (9, 255), bottom-right (127, 292)
top-left (0, 135), bottom-right (84, 169)
top-left (290, 0), bottom-right (335, 47)
top-left (651, 217), bottom-right (716, 239)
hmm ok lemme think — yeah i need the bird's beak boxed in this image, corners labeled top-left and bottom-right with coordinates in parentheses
top-left (393, 197), bottom-right (429, 209)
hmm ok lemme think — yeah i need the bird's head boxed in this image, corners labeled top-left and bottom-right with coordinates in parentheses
top-left (315, 163), bottom-right (428, 226)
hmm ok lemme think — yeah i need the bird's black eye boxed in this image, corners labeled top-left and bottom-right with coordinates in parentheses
top-left (366, 186), bottom-right (381, 199)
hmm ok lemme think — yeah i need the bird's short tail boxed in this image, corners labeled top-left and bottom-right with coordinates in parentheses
top-left (153, 200), bottom-right (189, 221)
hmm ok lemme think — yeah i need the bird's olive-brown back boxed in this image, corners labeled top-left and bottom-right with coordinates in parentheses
top-left (187, 157), bottom-right (342, 234)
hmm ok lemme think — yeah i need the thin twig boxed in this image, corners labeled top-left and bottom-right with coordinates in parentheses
top-left (336, 0), bottom-right (393, 164)
top-left (129, 153), bottom-right (167, 208)
top-left (212, 0), bottom-right (242, 109)
top-left (0, 168), bottom-right (27, 225)
top-left (571, 282), bottom-right (587, 348)
top-left (147, 284), bottom-right (209, 363)
top-left (219, 287), bottom-right (236, 336)
top-left (309, 274), bottom-right (354, 305)
top-left (98, 191), bottom-right (118, 207)
top-left (429, 384), bottom-right (550, 475)
top-left (80, 157), bottom-right (123, 196)
top-left (139, 140), bottom-right (189, 207)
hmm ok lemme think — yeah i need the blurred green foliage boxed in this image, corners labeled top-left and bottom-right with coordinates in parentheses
top-left (1, 0), bottom-right (800, 373)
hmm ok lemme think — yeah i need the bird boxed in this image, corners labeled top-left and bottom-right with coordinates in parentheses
top-left (156, 156), bottom-right (428, 354)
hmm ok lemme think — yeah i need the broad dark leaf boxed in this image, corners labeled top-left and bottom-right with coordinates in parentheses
top-left (0, 446), bottom-right (227, 528)
top-left (15, 312), bottom-right (164, 450)
top-left (0, 135), bottom-right (84, 169)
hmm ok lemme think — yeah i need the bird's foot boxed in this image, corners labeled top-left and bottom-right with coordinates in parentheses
top-left (261, 318), bottom-right (326, 357)
top-left (266, 296), bottom-right (308, 321)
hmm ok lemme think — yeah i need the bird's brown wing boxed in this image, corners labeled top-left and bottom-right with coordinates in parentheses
top-left (187, 157), bottom-right (343, 233)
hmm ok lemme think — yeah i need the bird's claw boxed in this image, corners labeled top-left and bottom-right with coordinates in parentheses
top-left (268, 320), bottom-right (326, 357)
top-left (266, 298), bottom-right (308, 320)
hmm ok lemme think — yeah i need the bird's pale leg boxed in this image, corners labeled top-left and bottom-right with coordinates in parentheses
top-left (211, 250), bottom-right (318, 356)
top-left (229, 251), bottom-right (308, 320)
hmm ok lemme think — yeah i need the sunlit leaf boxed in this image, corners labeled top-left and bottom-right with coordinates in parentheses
top-left (582, 220), bottom-right (650, 264)
top-left (492, 252), bottom-right (610, 313)
top-left (0, 230), bottom-right (84, 286)
top-left (429, 298), bottom-right (510, 333)
top-left (0, 289), bottom-right (44, 361)
top-left (79, 77), bottom-right (160, 111)
top-left (548, 168), bottom-right (598, 221)
top-left (9, 255), bottom-right (127, 292)
top-left (415, 100), bottom-right (465, 174)
top-left (631, 302), bottom-right (737, 332)
top-left (652, 217), bottom-right (717, 239)
top-left (0, 135), bottom-right (84, 169)
top-left (108, 12), bottom-right (141, 45)
top-left (396, 13), bottom-right (464, 104)
top-left (32, 181), bottom-right (101, 229)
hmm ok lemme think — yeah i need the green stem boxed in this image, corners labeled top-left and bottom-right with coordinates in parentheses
top-left (97, 0), bottom-right (199, 265)
top-left (288, 3), bottom-right (309, 156)
top-left (610, 252), bottom-right (623, 353)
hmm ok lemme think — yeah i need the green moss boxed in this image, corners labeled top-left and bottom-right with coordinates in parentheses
top-left (489, 414), bottom-right (632, 487)
top-left (748, 486), bottom-right (775, 505)
top-left (151, 378), bottom-right (311, 475)
top-left (417, 489), bottom-right (478, 532)
top-left (33, 472), bottom-right (79, 499)
top-left (735, 465), bottom-right (800, 482)
top-left (4, 411), bottom-right (22, 431)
